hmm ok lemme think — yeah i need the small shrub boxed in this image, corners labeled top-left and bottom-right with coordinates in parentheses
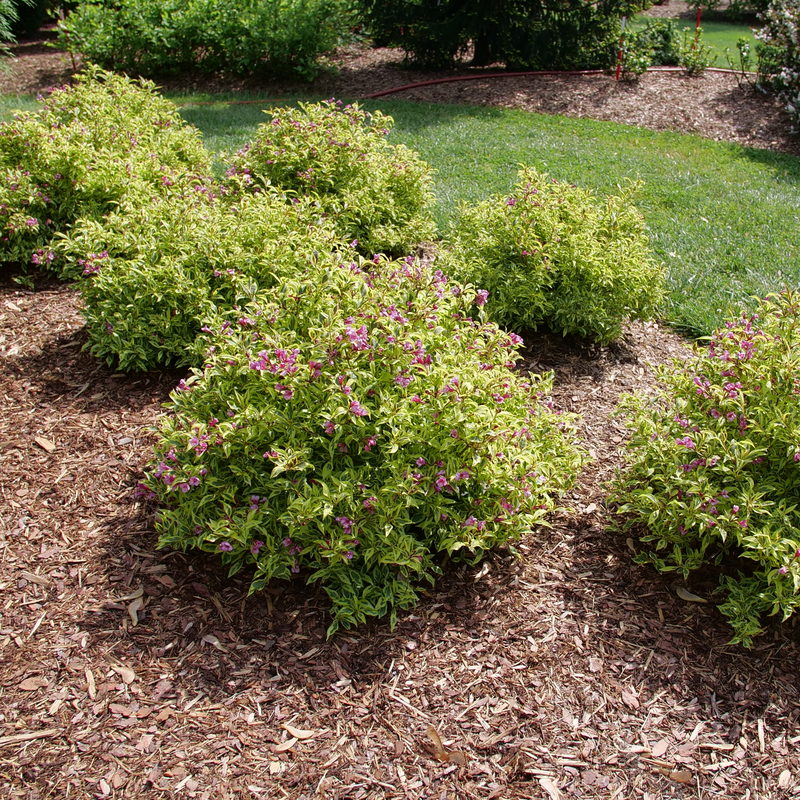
top-left (0, 67), bottom-right (210, 272)
top-left (60, 189), bottom-right (343, 370)
top-left (623, 19), bottom-right (717, 75)
top-left (141, 258), bottom-right (583, 634)
top-left (620, 29), bottom-right (653, 79)
top-left (612, 290), bottom-right (800, 646)
top-left (440, 167), bottom-right (664, 344)
top-left (226, 100), bottom-right (436, 257)
top-left (633, 18), bottom-right (682, 67)
top-left (725, 36), bottom-right (756, 86)
top-left (678, 26), bottom-right (718, 75)
top-left (59, 0), bottom-right (357, 80)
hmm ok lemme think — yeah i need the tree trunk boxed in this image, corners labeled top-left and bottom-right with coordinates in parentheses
top-left (471, 34), bottom-right (495, 66)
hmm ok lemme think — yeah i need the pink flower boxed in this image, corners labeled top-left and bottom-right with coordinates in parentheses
top-left (475, 290), bottom-right (489, 307)
top-left (323, 420), bottom-right (336, 435)
top-left (779, 566), bottom-right (788, 575)
top-left (251, 540), bottom-right (264, 554)
top-left (450, 429), bottom-right (459, 439)
top-left (218, 541), bottom-right (233, 552)
top-left (350, 400), bottom-right (368, 417)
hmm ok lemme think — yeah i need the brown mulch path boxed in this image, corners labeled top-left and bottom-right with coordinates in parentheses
top-left (1, 12), bottom-right (800, 800)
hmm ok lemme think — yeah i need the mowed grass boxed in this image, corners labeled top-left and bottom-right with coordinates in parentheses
top-left (175, 97), bottom-right (800, 337)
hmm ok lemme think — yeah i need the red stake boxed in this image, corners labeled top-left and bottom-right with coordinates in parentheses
top-left (695, 6), bottom-right (702, 49)
top-left (615, 16), bottom-right (627, 81)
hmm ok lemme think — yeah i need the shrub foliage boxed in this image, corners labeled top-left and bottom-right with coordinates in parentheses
top-left (755, 0), bottom-right (800, 130)
top-left (441, 168), bottom-right (664, 344)
top-left (612, 291), bottom-right (800, 646)
top-left (59, 0), bottom-right (357, 80)
top-left (226, 100), bottom-right (436, 257)
top-left (0, 67), bottom-right (210, 272)
top-left (361, 0), bottom-right (648, 69)
top-left (141, 257), bottom-right (583, 634)
top-left (59, 189), bottom-right (342, 370)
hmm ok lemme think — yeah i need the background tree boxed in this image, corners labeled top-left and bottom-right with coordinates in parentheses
top-left (362, 0), bottom-right (650, 69)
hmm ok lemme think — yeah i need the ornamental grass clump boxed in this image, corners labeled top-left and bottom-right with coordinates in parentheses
top-left (141, 258), bottom-right (583, 634)
top-left (441, 167), bottom-right (664, 344)
top-left (61, 189), bottom-right (343, 371)
top-left (612, 290), bottom-right (800, 646)
top-left (225, 100), bottom-right (436, 257)
top-left (0, 67), bottom-right (210, 273)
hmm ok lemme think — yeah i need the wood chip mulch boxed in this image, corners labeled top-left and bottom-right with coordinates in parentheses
top-left (1, 272), bottom-right (799, 800)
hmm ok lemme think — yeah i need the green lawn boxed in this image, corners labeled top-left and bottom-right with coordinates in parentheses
top-left (175, 97), bottom-right (800, 338)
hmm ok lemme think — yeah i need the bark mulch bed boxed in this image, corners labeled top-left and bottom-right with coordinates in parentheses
top-left (2, 12), bottom-right (800, 800)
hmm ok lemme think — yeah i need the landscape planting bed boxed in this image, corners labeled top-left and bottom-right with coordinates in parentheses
top-left (1, 276), bottom-right (799, 798)
top-left (1, 15), bottom-right (799, 800)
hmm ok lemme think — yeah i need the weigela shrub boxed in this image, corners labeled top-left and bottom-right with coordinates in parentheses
top-left (59, 0), bottom-right (356, 81)
top-left (141, 258), bottom-right (583, 634)
top-left (612, 291), bottom-right (800, 646)
top-left (225, 100), bottom-right (436, 257)
top-left (441, 168), bottom-right (664, 344)
top-left (60, 189), bottom-right (343, 371)
top-left (0, 67), bottom-right (210, 272)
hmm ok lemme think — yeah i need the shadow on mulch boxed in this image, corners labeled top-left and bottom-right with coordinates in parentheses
top-left (78, 473), bottom-right (800, 719)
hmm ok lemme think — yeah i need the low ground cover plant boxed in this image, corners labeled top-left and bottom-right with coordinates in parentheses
top-left (441, 167), bottom-right (664, 343)
top-left (58, 0), bottom-right (356, 80)
top-left (225, 100), bottom-right (436, 257)
top-left (612, 290), bottom-right (800, 646)
top-left (141, 257), bottom-right (583, 634)
top-left (61, 189), bottom-right (343, 370)
top-left (0, 67), bottom-right (210, 272)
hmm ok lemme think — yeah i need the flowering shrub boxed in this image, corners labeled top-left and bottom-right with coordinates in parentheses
top-left (0, 67), bottom-right (210, 272)
top-left (141, 258), bottom-right (583, 634)
top-left (61, 189), bottom-right (342, 370)
top-left (225, 100), bottom-right (436, 257)
top-left (756, 0), bottom-right (800, 130)
top-left (441, 168), bottom-right (664, 344)
top-left (612, 291), bottom-right (800, 646)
